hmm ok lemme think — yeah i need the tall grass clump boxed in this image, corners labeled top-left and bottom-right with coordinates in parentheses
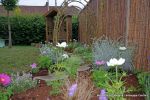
top-left (137, 72), bottom-right (150, 100)
top-left (63, 78), bottom-right (93, 100)
top-left (92, 38), bottom-right (135, 71)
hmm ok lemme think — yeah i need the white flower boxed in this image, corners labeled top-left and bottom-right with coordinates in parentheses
top-left (117, 58), bottom-right (125, 65)
top-left (62, 54), bottom-right (69, 59)
top-left (56, 42), bottom-right (68, 48)
top-left (119, 47), bottom-right (127, 50)
top-left (107, 58), bottom-right (125, 66)
top-left (42, 51), bottom-right (47, 54)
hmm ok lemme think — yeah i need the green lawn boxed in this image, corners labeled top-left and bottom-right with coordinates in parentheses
top-left (0, 46), bottom-right (40, 74)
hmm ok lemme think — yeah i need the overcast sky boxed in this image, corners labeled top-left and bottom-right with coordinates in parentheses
top-left (18, 0), bottom-right (89, 8)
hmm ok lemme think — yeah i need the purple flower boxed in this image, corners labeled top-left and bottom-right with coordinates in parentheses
top-left (99, 89), bottom-right (107, 100)
top-left (30, 63), bottom-right (37, 69)
top-left (0, 73), bottom-right (11, 86)
top-left (68, 83), bottom-right (77, 97)
top-left (95, 60), bottom-right (106, 66)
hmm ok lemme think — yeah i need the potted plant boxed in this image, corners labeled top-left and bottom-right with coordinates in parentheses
top-left (31, 56), bottom-right (52, 77)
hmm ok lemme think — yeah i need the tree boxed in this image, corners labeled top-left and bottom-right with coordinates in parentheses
top-left (1, 0), bottom-right (18, 48)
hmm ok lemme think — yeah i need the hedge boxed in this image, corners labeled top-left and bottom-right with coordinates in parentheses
top-left (0, 14), bottom-right (46, 45)
top-left (0, 15), bottom-right (79, 45)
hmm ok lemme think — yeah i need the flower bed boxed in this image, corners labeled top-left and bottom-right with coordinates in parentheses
top-left (0, 41), bottom-right (149, 100)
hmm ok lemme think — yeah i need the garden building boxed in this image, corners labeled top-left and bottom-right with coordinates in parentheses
top-left (44, 7), bottom-right (79, 43)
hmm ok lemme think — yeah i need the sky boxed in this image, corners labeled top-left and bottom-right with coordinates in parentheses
top-left (18, 0), bottom-right (89, 8)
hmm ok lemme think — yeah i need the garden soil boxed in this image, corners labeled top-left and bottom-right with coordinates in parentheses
top-left (11, 74), bottom-right (145, 100)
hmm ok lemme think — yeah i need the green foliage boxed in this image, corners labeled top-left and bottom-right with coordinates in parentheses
top-left (38, 55), bottom-right (52, 69)
top-left (62, 55), bottom-right (83, 78)
top-left (0, 15), bottom-right (45, 45)
top-left (46, 80), bottom-right (64, 96)
top-left (31, 68), bottom-right (39, 74)
top-left (0, 86), bottom-right (13, 100)
top-left (39, 44), bottom-right (58, 64)
top-left (137, 72), bottom-right (150, 100)
top-left (11, 72), bottom-right (37, 93)
top-left (72, 16), bottom-right (78, 40)
top-left (74, 45), bottom-right (92, 63)
top-left (67, 42), bottom-right (81, 50)
top-left (92, 65), bottom-right (128, 100)
top-left (145, 75), bottom-right (150, 100)
top-left (1, 0), bottom-right (18, 11)
top-left (92, 69), bottom-right (110, 88)
top-left (105, 80), bottom-right (126, 100)
top-left (93, 38), bottom-right (135, 71)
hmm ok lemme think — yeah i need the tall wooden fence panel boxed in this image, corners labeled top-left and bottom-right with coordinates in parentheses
top-left (79, 0), bottom-right (150, 71)
top-left (128, 0), bottom-right (150, 70)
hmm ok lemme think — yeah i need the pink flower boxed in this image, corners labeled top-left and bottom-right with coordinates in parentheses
top-left (95, 60), bottom-right (106, 65)
top-left (0, 73), bottom-right (11, 86)
top-left (30, 63), bottom-right (37, 69)
top-left (68, 83), bottom-right (77, 97)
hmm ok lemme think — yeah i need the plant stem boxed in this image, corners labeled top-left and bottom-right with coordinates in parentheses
top-left (116, 66), bottom-right (118, 81)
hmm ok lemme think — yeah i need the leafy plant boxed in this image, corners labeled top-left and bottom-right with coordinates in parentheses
top-left (137, 72), bottom-right (150, 100)
top-left (38, 55), bottom-right (52, 69)
top-left (145, 75), bottom-right (150, 100)
top-left (93, 38), bottom-right (135, 71)
top-left (74, 45), bottom-right (92, 63)
top-left (11, 72), bottom-right (37, 93)
top-left (104, 79), bottom-right (126, 100)
top-left (61, 55), bottom-right (83, 78)
top-left (0, 86), bottom-right (13, 100)
top-left (92, 69), bottom-right (110, 88)
top-left (31, 68), bottom-right (39, 74)
top-left (46, 80), bottom-right (64, 96)
top-left (40, 44), bottom-right (57, 63)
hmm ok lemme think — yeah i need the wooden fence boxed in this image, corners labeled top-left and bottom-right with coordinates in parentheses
top-left (78, 0), bottom-right (150, 71)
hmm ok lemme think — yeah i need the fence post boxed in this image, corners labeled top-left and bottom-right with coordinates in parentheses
top-left (125, 0), bottom-right (130, 46)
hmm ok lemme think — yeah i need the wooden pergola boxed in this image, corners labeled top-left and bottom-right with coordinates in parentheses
top-left (44, 8), bottom-right (72, 43)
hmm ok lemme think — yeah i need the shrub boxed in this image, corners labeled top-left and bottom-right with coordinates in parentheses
top-left (40, 44), bottom-right (56, 63)
top-left (93, 38), bottom-right (135, 71)
top-left (11, 72), bottom-right (37, 93)
top-left (38, 55), bottom-right (52, 69)
top-left (0, 15), bottom-right (45, 45)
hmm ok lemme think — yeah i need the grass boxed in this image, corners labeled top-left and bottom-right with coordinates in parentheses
top-left (0, 46), bottom-right (40, 74)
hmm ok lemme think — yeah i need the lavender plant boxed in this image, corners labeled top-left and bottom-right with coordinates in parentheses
top-left (11, 72), bottom-right (37, 93)
top-left (39, 44), bottom-right (57, 64)
top-left (93, 38), bottom-right (135, 71)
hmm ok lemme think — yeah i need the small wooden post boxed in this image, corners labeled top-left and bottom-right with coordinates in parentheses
top-left (77, 64), bottom-right (92, 82)
top-left (46, 17), bottom-right (49, 42)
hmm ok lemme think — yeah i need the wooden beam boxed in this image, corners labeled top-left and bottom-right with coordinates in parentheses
top-left (125, 0), bottom-right (130, 46)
